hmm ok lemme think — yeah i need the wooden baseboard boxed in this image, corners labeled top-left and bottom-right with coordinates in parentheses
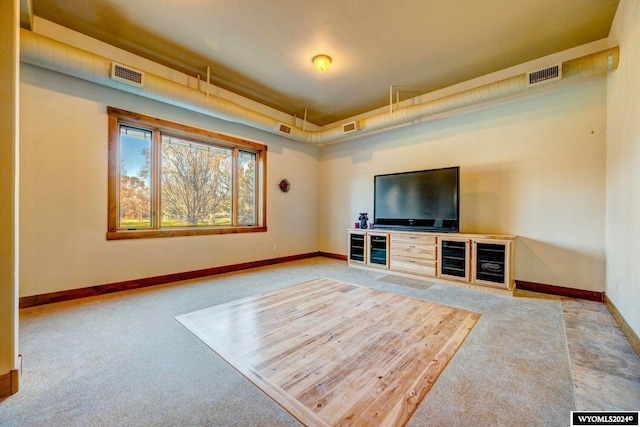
top-left (318, 251), bottom-right (348, 261)
top-left (515, 280), bottom-right (604, 302)
top-left (20, 252), bottom-right (322, 308)
top-left (604, 295), bottom-right (640, 358)
top-left (0, 367), bottom-right (20, 399)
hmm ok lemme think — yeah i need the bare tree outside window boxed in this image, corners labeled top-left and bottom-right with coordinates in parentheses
top-left (161, 137), bottom-right (232, 226)
top-left (119, 126), bottom-right (151, 228)
top-left (238, 151), bottom-right (257, 225)
top-left (109, 108), bottom-right (266, 239)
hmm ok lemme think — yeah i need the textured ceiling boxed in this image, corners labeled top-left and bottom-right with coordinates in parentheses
top-left (31, 0), bottom-right (619, 126)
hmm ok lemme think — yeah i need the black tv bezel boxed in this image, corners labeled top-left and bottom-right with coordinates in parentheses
top-left (373, 166), bottom-right (460, 233)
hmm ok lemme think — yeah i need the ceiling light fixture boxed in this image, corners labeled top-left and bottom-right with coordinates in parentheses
top-left (312, 54), bottom-right (332, 71)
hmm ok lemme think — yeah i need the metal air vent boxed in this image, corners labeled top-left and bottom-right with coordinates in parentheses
top-left (274, 122), bottom-right (292, 135)
top-left (342, 121), bottom-right (360, 134)
top-left (110, 62), bottom-right (145, 87)
top-left (526, 64), bottom-right (562, 87)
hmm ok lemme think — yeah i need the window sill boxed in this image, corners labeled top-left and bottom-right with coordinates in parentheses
top-left (106, 226), bottom-right (267, 240)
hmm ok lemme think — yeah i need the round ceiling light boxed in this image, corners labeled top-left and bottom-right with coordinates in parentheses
top-left (312, 54), bottom-right (332, 71)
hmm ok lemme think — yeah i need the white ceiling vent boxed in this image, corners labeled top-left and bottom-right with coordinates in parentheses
top-left (110, 62), bottom-right (145, 87)
top-left (342, 121), bottom-right (360, 134)
top-left (274, 122), bottom-right (292, 135)
top-left (526, 64), bottom-right (562, 87)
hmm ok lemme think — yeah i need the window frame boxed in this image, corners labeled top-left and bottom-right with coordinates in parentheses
top-left (107, 107), bottom-right (267, 240)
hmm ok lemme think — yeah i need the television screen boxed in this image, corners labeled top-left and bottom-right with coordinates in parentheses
top-left (373, 166), bottom-right (459, 232)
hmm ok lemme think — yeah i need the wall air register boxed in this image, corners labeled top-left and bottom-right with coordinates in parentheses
top-left (110, 62), bottom-right (145, 87)
top-left (342, 121), bottom-right (360, 134)
top-left (526, 64), bottom-right (562, 87)
top-left (274, 122), bottom-right (293, 135)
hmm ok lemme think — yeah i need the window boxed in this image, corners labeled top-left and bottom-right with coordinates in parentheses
top-left (108, 107), bottom-right (266, 239)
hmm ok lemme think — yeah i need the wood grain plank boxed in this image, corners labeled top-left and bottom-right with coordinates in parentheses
top-left (176, 278), bottom-right (480, 427)
top-left (251, 290), bottom-right (399, 370)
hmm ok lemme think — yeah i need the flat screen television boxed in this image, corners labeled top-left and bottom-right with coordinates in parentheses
top-left (373, 166), bottom-right (459, 232)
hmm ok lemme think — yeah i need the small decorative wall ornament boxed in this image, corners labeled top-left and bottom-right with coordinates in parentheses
top-left (359, 213), bottom-right (368, 229)
top-left (278, 178), bottom-right (291, 193)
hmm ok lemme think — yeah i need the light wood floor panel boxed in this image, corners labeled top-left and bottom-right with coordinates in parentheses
top-left (177, 278), bottom-right (480, 426)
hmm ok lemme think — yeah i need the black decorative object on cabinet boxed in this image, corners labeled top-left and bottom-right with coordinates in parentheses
top-left (359, 213), bottom-right (368, 230)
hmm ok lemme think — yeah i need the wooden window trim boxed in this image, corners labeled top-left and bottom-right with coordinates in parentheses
top-left (107, 107), bottom-right (267, 240)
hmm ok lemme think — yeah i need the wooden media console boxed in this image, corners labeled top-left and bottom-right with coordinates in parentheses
top-left (348, 229), bottom-right (515, 295)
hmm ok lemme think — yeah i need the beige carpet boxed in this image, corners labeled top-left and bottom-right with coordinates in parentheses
top-left (1, 258), bottom-right (583, 426)
top-left (176, 278), bottom-right (480, 426)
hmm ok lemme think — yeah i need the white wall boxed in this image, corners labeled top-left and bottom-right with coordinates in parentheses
top-left (319, 76), bottom-right (608, 291)
top-left (19, 18), bottom-right (614, 298)
top-left (19, 64), bottom-right (319, 297)
top-left (606, 0), bottom-right (640, 337)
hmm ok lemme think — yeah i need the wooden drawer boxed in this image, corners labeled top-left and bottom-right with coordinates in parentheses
top-left (390, 255), bottom-right (437, 277)
top-left (392, 233), bottom-right (437, 246)
top-left (390, 234), bottom-right (437, 260)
